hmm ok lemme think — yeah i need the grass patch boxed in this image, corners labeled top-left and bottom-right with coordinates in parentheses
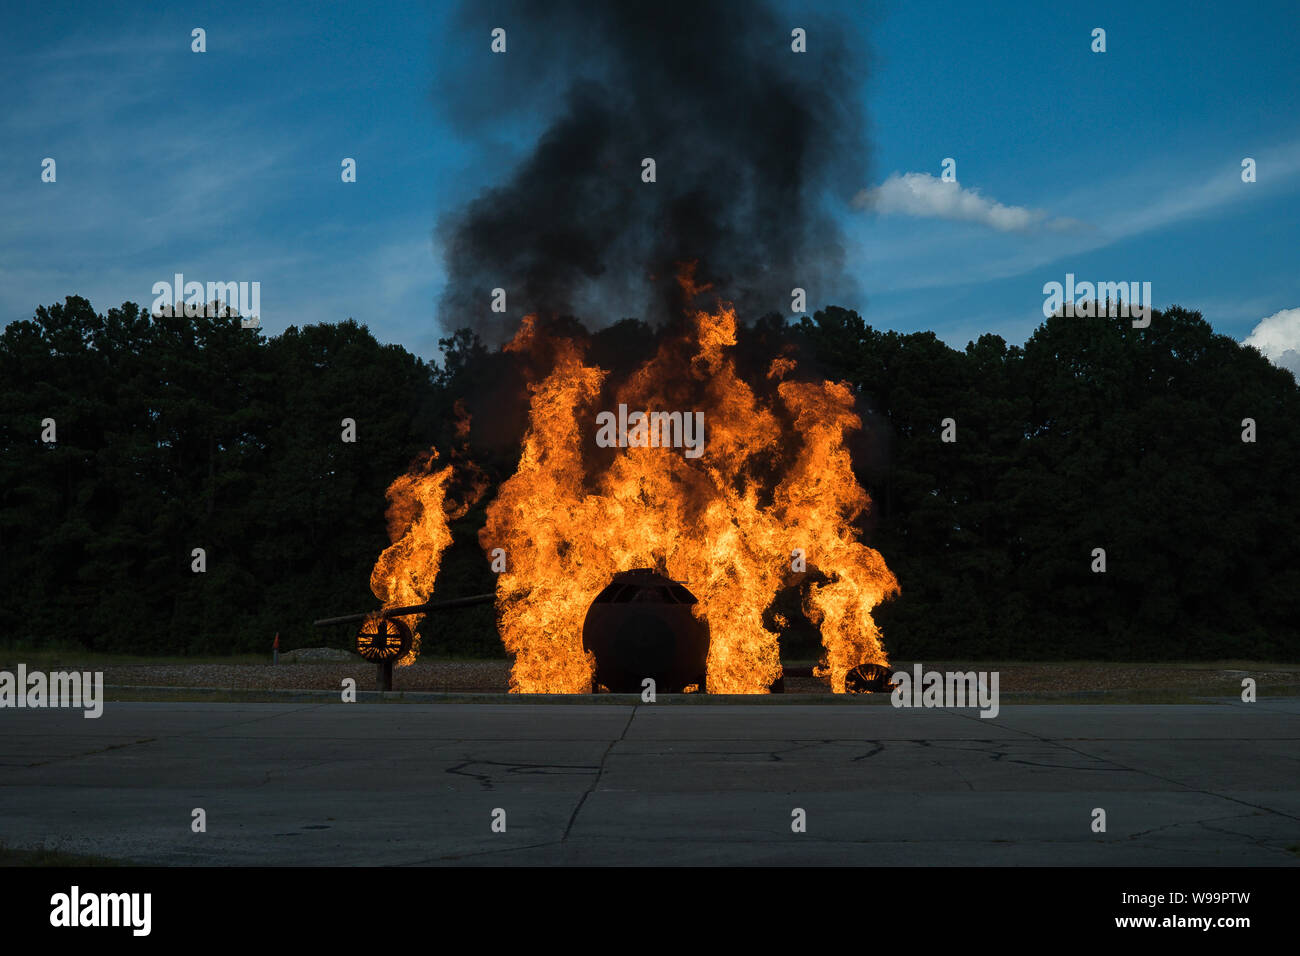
top-left (1, 648), bottom-right (274, 668)
top-left (0, 648), bottom-right (512, 669)
top-left (0, 841), bottom-right (125, 867)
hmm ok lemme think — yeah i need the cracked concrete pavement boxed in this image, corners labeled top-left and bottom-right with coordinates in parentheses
top-left (1, 698), bottom-right (1297, 865)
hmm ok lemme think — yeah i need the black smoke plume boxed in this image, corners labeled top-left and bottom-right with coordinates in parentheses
top-left (434, 0), bottom-right (869, 343)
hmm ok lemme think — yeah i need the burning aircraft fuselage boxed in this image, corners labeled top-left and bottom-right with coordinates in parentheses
top-left (581, 568), bottom-right (710, 693)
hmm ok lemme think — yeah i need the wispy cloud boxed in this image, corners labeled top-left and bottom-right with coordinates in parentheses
top-left (1113, 148), bottom-right (1300, 240)
top-left (0, 16), bottom-right (376, 329)
top-left (852, 172), bottom-right (1084, 232)
top-left (848, 139), bottom-right (1300, 299)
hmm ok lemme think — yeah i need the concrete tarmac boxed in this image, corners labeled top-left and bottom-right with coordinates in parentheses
top-left (1, 698), bottom-right (1297, 865)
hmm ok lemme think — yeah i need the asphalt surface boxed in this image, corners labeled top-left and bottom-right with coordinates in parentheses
top-left (2, 698), bottom-right (1297, 865)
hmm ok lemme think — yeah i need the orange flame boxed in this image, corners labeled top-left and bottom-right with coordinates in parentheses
top-left (367, 449), bottom-right (454, 666)
top-left (368, 436), bottom-right (484, 666)
top-left (481, 283), bottom-right (898, 693)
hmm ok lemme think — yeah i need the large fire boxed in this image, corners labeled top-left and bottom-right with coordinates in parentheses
top-left (479, 273), bottom-right (899, 693)
top-left (365, 277), bottom-right (898, 691)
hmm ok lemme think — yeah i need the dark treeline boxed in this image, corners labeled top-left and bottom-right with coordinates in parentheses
top-left (2, 296), bottom-right (1297, 661)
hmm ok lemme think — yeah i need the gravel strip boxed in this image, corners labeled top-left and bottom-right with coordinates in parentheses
top-left (100, 660), bottom-right (511, 692)
top-left (90, 660), bottom-right (1300, 695)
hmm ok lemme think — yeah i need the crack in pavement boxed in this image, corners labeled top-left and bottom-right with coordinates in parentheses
top-left (24, 736), bottom-right (157, 768)
top-left (181, 703), bottom-right (331, 737)
top-left (401, 839), bottom-right (568, 864)
top-left (445, 758), bottom-right (601, 791)
top-left (851, 740), bottom-right (885, 761)
top-left (948, 708), bottom-right (1300, 824)
top-left (1125, 812), bottom-right (1295, 858)
top-left (1126, 811), bottom-right (1252, 841)
top-left (562, 705), bottom-right (637, 841)
top-left (13, 703), bottom-right (328, 776)
top-left (931, 738), bottom-right (1135, 773)
top-left (847, 736), bottom-right (1127, 774)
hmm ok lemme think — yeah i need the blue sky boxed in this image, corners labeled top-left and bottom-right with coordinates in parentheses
top-left (3, 0), bottom-right (1298, 367)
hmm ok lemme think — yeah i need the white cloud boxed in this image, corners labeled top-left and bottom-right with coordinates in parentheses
top-left (1243, 308), bottom-right (1300, 376)
top-left (852, 172), bottom-right (1082, 232)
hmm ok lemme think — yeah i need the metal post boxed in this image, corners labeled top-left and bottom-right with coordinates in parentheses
top-left (374, 618), bottom-right (394, 691)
